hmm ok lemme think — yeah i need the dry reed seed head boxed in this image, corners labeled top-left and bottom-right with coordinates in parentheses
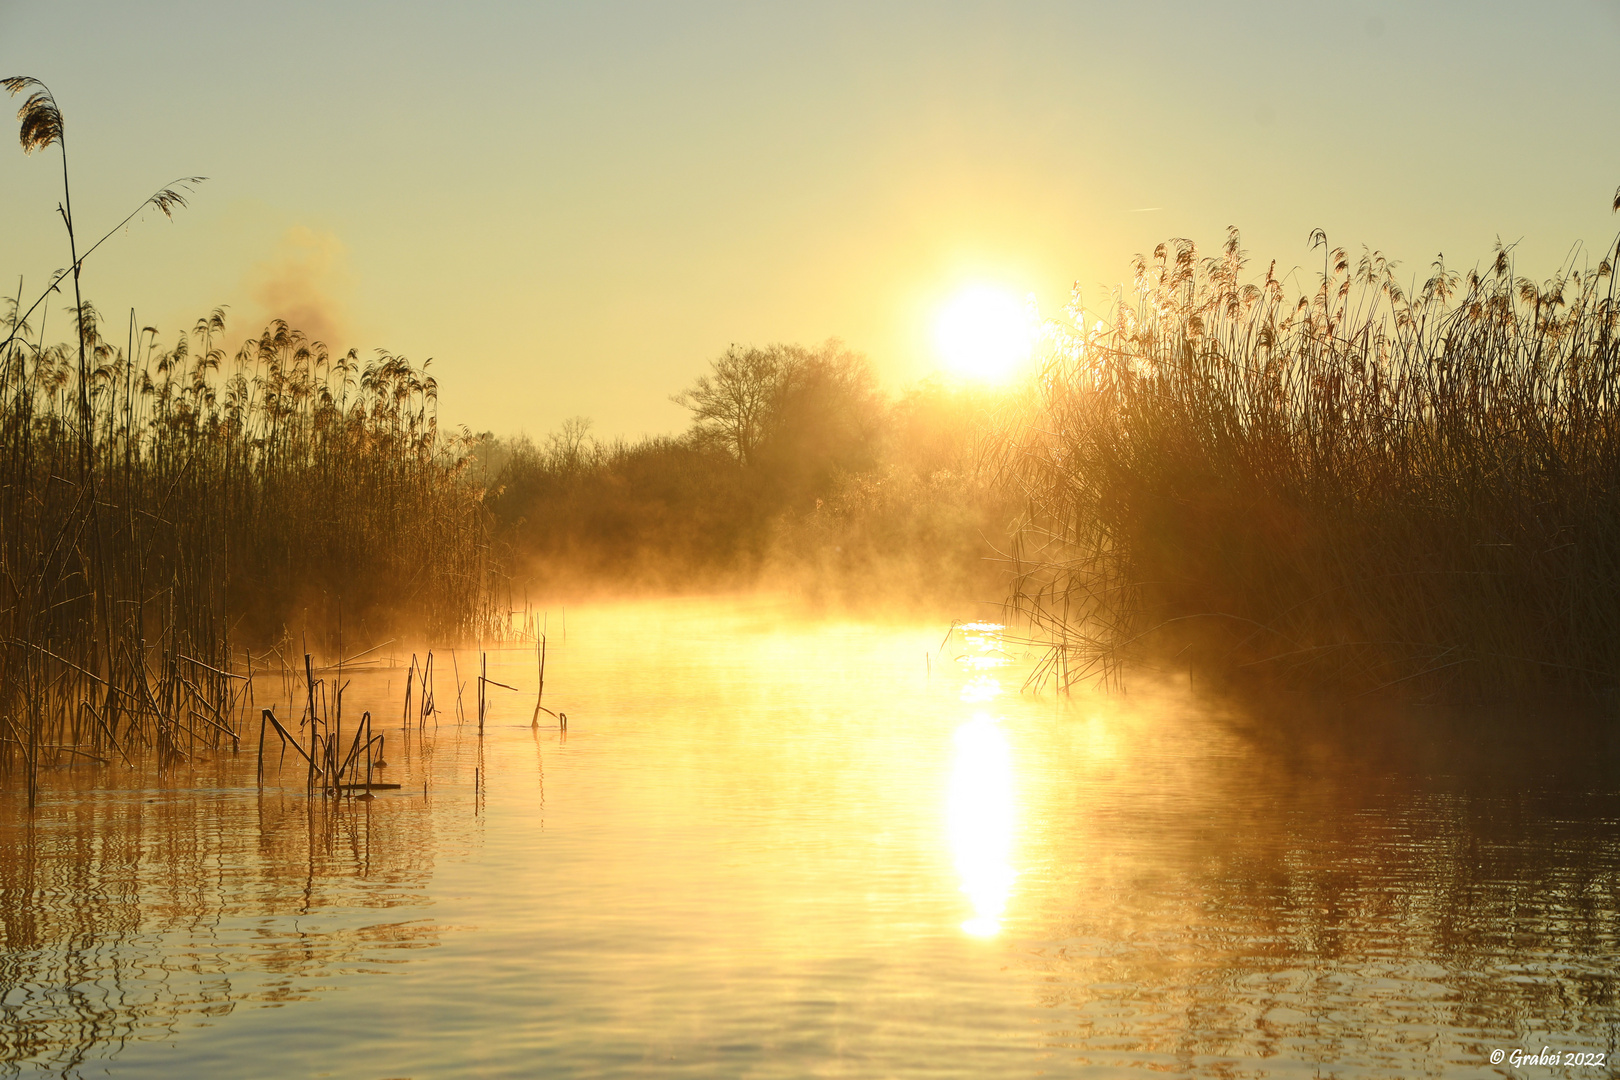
top-left (2, 77), bottom-right (62, 153)
top-left (146, 178), bottom-right (205, 219)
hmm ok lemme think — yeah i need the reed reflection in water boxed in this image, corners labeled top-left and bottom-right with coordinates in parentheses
top-left (0, 727), bottom-right (444, 1078)
top-left (0, 597), bottom-right (1617, 1078)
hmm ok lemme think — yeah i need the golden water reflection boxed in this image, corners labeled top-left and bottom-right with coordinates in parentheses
top-left (949, 622), bottom-right (1017, 938)
top-left (0, 773), bottom-right (443, 1075)
top-left (4, 598), bottom-right (1620, 1078)
top-left (959, 675), bottom-right (1001, 703)
top-left (949, 712), bottom-right (1016, 937)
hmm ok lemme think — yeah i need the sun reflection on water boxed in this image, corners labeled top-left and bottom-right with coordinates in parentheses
top-left (948, 622), bottom-right (1017, 938)
top-left (958, 621), bottom-right (1013, 671)
top-left (960, 675), bottom-right (1001, 703)
top-left (949, 713), bottom-right (1016, 937)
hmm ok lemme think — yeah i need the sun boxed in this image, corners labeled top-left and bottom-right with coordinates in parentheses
top-left (933, 284), bottom-right (1036, 383)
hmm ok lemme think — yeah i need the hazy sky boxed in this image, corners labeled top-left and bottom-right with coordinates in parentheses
top-left (3, 1), bottom-right (1618, 438)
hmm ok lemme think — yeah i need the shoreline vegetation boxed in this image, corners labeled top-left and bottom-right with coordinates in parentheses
top-left (0, 300), bottom-right (496, 800)
top-left (1012, 221), bottom-right (1620, 703)
top-left (0, 289), bottom-right (1018, 795)
top-left (477, 340), bottom-right (1020, 609)
top-left (6, 76), bottom-right (1620, 796)
top-left (0, 78), bottom-right (495, 800)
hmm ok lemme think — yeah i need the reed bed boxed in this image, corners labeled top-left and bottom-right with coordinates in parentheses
top-left (0, 77), bottom-right (497, 799)
top-left (0, 306), bottom-right (497, 798)
top-left (1012, 224), bottom-right (1620, 700)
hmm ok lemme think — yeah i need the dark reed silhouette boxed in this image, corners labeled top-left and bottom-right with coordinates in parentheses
top-left (0, 80), bottom-right (495, 799)
top-left (1012, 217), bottom-right (1620, 700)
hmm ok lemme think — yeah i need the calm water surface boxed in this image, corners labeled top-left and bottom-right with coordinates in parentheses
top-left (2, 596), bottom-right (1618, 1077)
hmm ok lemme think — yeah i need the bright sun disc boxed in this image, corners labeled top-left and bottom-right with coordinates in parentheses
top-left (934, 285), bottom-right (1035, 383)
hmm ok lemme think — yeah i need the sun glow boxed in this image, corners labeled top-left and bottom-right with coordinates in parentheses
top-left (933, 284), bottom-right (1037, 383)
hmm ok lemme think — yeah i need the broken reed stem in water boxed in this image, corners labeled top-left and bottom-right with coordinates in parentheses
top-left (258, 699), bottom-right (400, 794)
top-left (475, 652), bottom-right (523, 737)
top-left (532, 635), bottom-right (546, 728)
top-left (403, 654), bottom-right (416, 734)
top-left (450, 649), bottom-right (465, 724)
top-left (304, 654), bottom-right (318, 794)
top-left (419, 651), bottom-right (435, 731)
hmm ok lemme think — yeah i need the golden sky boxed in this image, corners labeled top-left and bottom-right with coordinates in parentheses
top-left (3, 1), bottom-right (1618, 438)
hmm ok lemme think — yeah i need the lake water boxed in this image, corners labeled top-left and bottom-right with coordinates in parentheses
top-left (2, 596), bottom-right (1618, 1078)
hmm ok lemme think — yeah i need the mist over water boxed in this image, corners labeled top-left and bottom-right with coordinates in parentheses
top-left (2, 596), bottom-right (1617, 1077)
